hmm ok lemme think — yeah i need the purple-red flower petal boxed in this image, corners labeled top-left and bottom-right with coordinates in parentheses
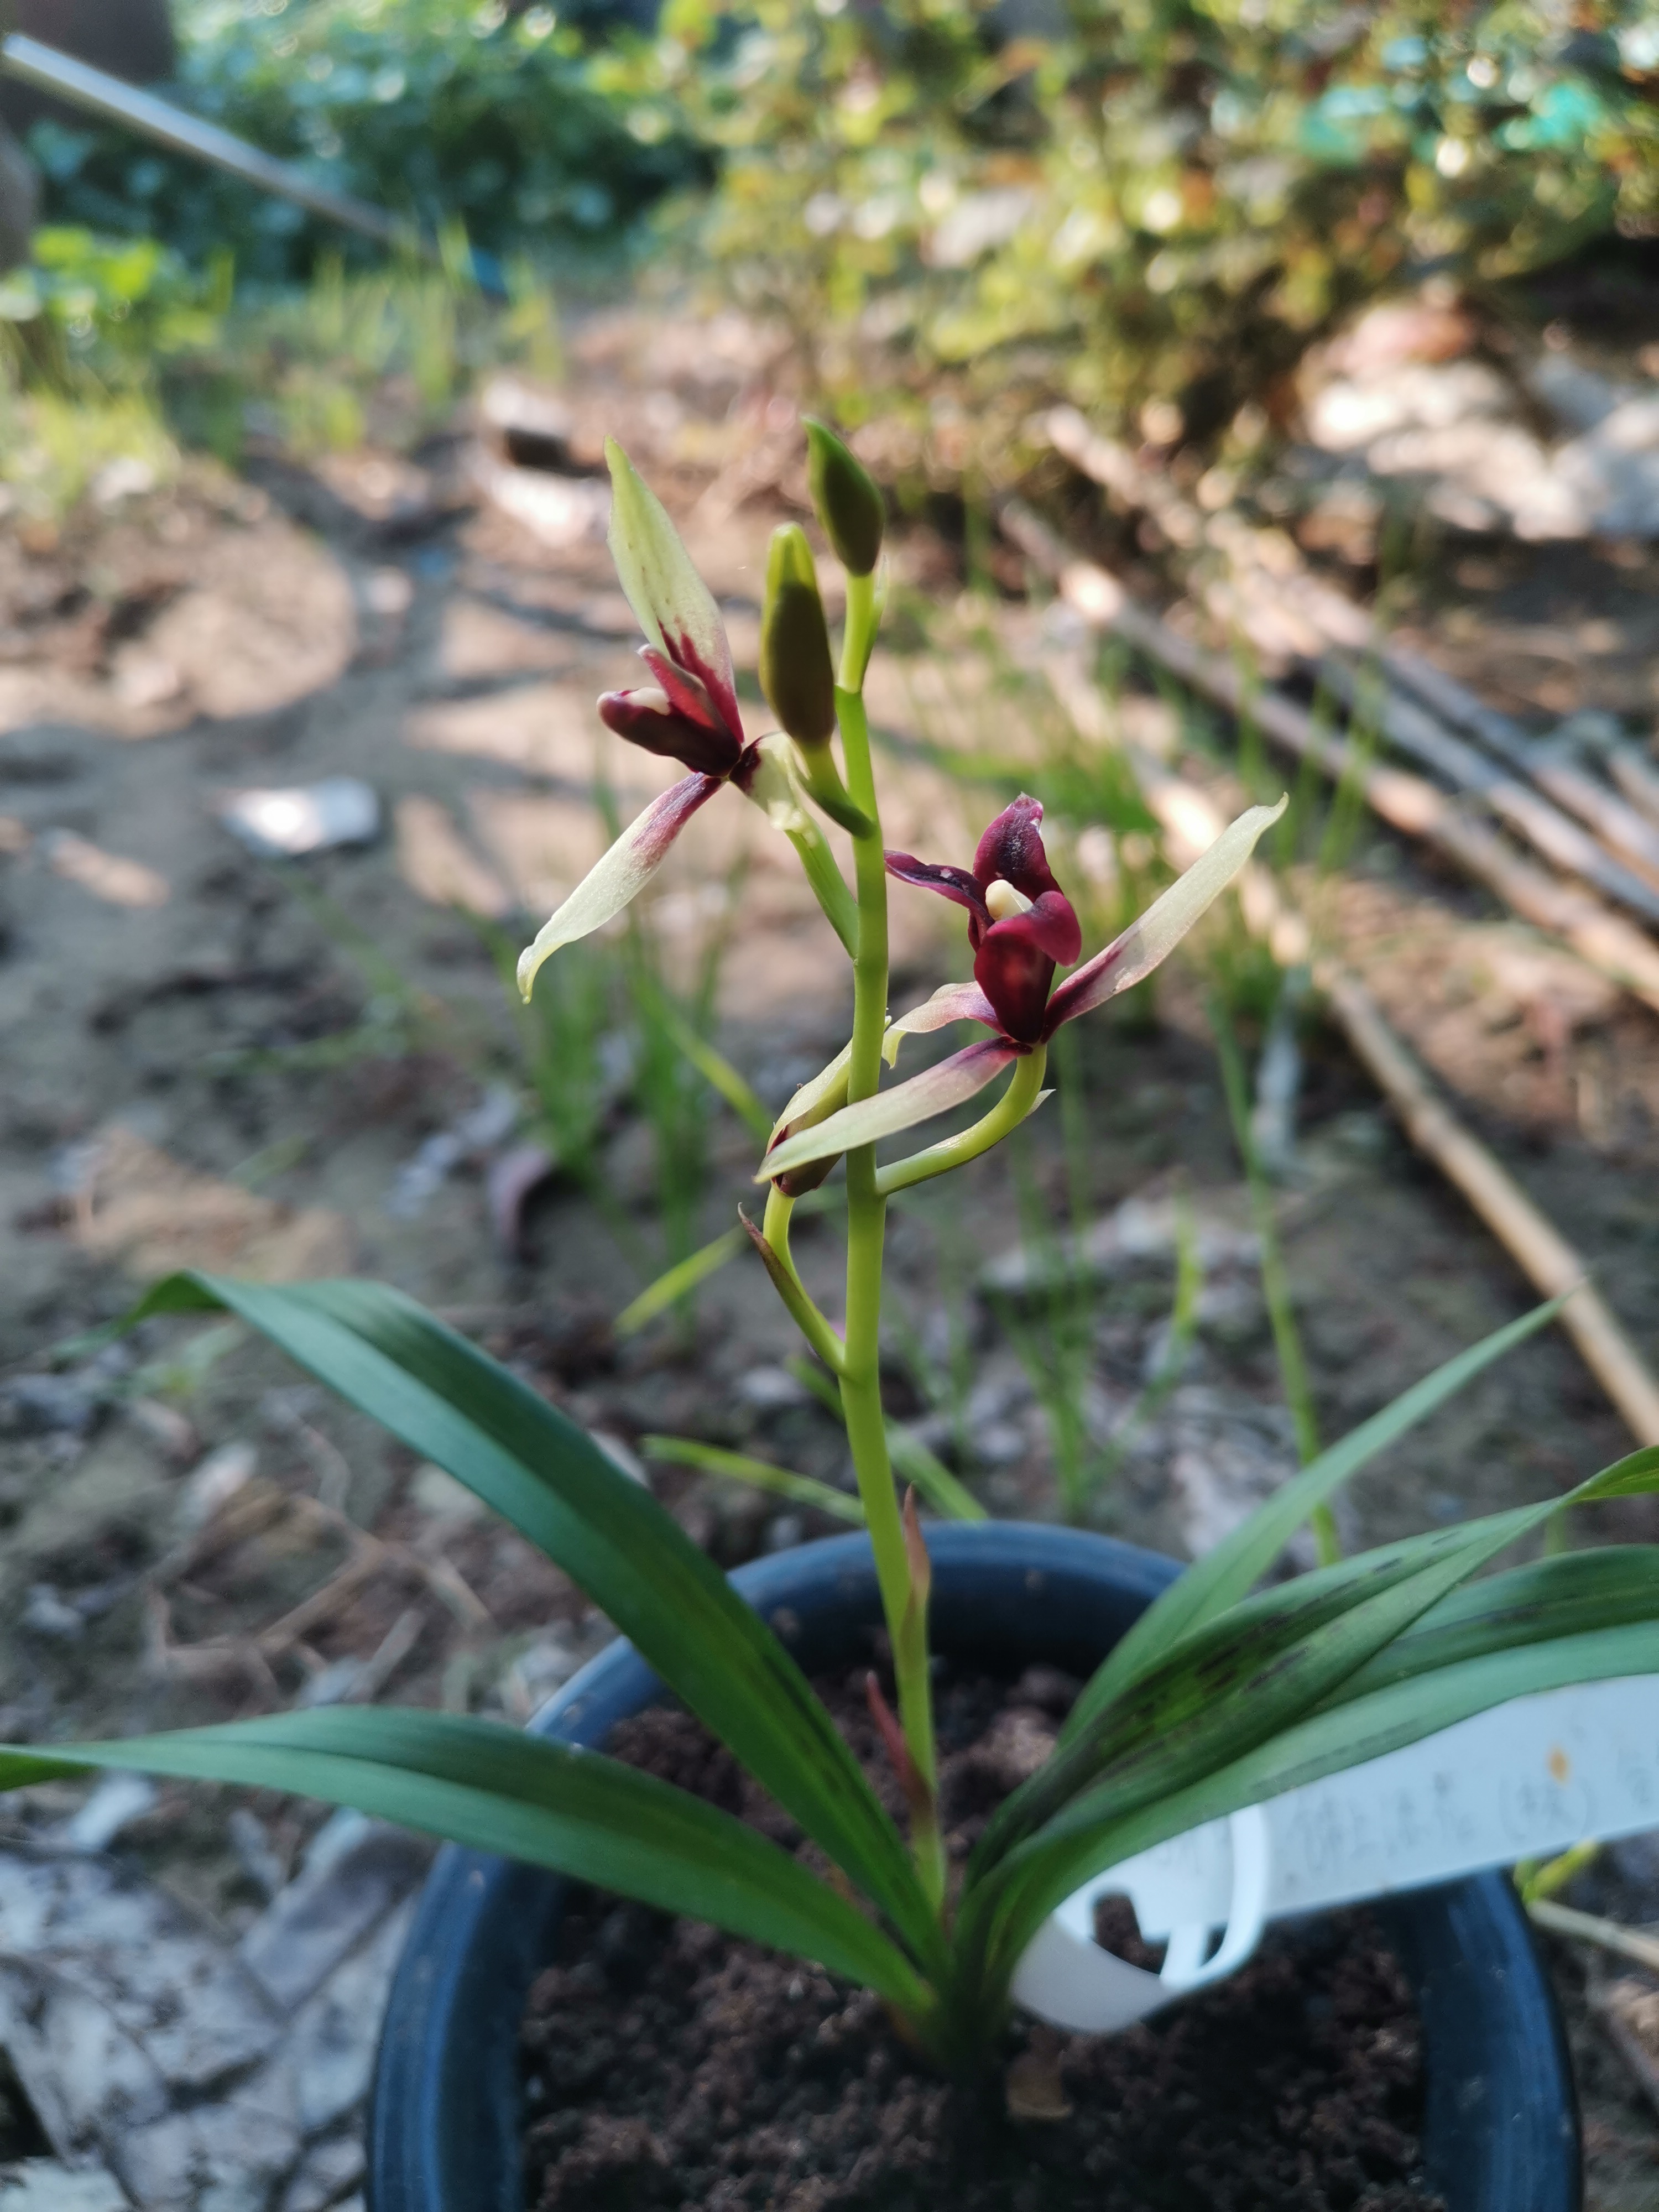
top-left (974, 797), bottom-right (1057, 897)
top-left (973, 913), bottom-right (1062, 1046)
top-left (889, 798), bottom-right (1082, 1044)
top-left (599, 682), bottom-right (745, 779)
top-left (883, 851), bottom-right (990, 927)
top-left (972, 798), bottom-right (1082, 963)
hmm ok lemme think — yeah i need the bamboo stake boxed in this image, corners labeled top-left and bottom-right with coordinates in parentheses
top-left (1001, 500), bottom-right (1659, 1019)
top-left (1129, 766), bottom-right (1659, 1451)
top-left (1043, 408), bottom-right (1659, 912)
top-left (1324, 971), bottom-right (1659, 1446)
top-left (1384, 649), bottom-right (1659, 885)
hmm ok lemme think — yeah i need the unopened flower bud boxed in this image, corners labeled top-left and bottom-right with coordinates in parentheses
top-left (804, 418), bottom-right (884, 577)
top-left (766, 1046), bottom-right (850, 1196)
top-left (760, 525), bottom-right (836, 750)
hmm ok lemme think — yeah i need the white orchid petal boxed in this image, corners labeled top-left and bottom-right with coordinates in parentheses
top-left (759, 1040), bottom-right (1022, 1182)
top-left (606, 441), bottom-right (742, 742)
top-left (517, 774), bottom-right (721, 1001)
top-left (883, 981), bottom-right (1001, 1066)
top-left (1045, 796), bottom-right (1287, 1031)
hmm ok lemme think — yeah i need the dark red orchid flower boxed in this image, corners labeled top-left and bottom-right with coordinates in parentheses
top-left (885, 797), bottom-right (1082, 1046)
top-left (519, 440), bottom-right (813, 1001)
top-left (760, 795), bottom-right (1285, 1189)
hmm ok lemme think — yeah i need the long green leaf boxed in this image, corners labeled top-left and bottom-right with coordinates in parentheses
top-left (978, 1446), bottom-right (1659, 1873)
top-left (130, 1275), bottom-right (942, 1975)
top-left (1059, 1297), bottom-right (1564, 1744)
top-left (961, 1448), bottom-right (1659, 1986)
top-left (972, 1610), bottom-right (1659, 2007)
top-left (1327, 1546), bottom-right (1659, 1705)
top-left (0, 1709), bottom-right (928, 2010)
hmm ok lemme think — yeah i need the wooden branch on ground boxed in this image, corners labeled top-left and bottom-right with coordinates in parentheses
top-left (1115, 713), bottom-right (1659, 1450)
top-left (1042, 407), bottom-right (1659, 918)
top-left (1001, 499), bottom-right (1659, 1020)
top-left (1325, 971), bottom-right (1659, 1446)
top-left (1383, 648), bottom-right (1659, 886)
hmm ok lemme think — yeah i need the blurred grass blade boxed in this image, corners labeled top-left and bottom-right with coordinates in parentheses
top-left (786, 1358), bottom-right (985, 1522)
top-left (885, 1424), bottom-right (987, 1522)
top-left (632, 973), bottom-right (771, 1139)
top-left (615, 1228), bottom-right (746, 1337)
top-left (1212, 994), bottom-right (1334, 1561)
top-left (0, 1708), bottom-right (927, 2010)
top-left (1060, 1297), bottom-right (1566, 1745)
top-left (129, 1274), bottom-right (942, 1972)
top-left (642, 1436), bottom-right (865, 1524)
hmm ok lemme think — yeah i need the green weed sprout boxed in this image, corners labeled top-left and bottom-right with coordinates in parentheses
top-left (8, 432), bottom-right (1659, 2074)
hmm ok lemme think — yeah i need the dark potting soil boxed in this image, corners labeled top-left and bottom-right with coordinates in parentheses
top-left (520, 1666), bottom-right (1442, 2212)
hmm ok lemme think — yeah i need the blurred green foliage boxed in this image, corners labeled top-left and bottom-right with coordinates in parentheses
top-left (641, 0), bottom-right (1659, 460)
top-left (27, 0), bottom-right (709, 285)
top-left (0, 221), bottom-right (562, 508)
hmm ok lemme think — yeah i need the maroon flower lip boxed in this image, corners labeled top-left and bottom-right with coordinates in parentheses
top-left (599, 639), bottom-right (749, 782)
top-left (886, 796), bottom-right (1082, 1045)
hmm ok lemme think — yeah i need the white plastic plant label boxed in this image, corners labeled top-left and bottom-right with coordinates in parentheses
top-left (1014, 1673), bottom-right (1659, 2034)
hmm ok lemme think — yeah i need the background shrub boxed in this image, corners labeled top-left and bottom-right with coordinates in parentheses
top-left (643, 0), bottom-right (1659, 465)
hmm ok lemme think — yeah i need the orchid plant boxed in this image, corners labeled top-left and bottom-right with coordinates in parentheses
top-left (6, 431), bottom-right (1659, 2075)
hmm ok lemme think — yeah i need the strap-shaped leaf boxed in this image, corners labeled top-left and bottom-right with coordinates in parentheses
top-left (1058, 1297), bottom-right (1564, 1746)
top-left (0, 1709), bottom-right (928, 2011)
top-left (1327, 1545), bottom-right (1659, 1704)
top-left (978, 1444), bottom-right (1659, 1873)
top-left (131, 1275), bottom-right (942, 1975)
top-left (969, 1608), bottom-right (1659, 2009)
top-left (959, 1447), bottom-right (1659, 1983)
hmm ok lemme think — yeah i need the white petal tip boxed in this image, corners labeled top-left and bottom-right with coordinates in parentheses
top-left (516, 943), bottom-right (548, 1003)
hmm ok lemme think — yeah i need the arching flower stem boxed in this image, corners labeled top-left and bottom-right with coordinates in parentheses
top-left (877, 1045), bottom-right (1051, 1199)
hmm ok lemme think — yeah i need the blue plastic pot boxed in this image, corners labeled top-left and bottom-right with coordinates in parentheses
top-left (369, 1524), bottom-right (1579, 2212)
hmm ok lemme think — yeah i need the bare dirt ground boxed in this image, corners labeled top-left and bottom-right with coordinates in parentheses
top-left (2, 304), bottom-right (1659, 2206)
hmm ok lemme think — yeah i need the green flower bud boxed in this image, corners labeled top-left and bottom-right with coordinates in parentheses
top-left (804, 418), bottom-right (884, 577)
top-left (760, 524), bottom-right (836, 750)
